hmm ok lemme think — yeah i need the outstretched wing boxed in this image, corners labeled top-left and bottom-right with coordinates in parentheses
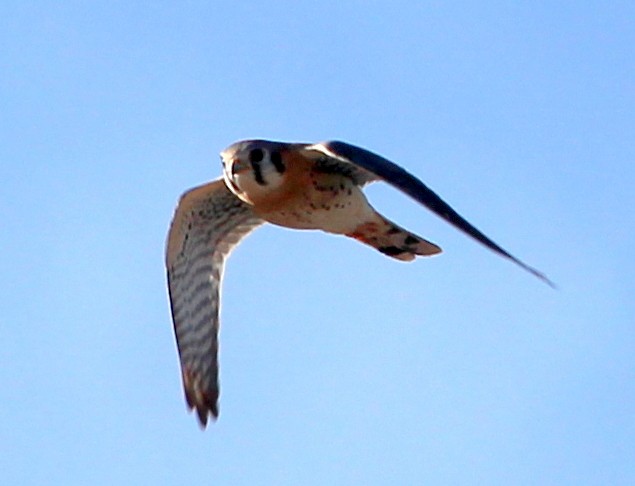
top-left (305, 141), bottom-right (554, 287)
top-left (166, 179), bottom-right (264, 426)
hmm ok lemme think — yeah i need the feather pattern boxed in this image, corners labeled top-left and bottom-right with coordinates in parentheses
top-left (166, 139), bottom-right (554, 428)
top-left (166, 179), bottom-right (263, 426)
top-left (306, 141), bottom-right (554, 287)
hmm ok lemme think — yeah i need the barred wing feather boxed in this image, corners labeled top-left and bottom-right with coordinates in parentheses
top-left (166, 179), bottom-right (263, 426)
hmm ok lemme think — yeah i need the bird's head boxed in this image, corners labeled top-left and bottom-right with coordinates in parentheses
top-left (220, 140), bottom-right (290, 200)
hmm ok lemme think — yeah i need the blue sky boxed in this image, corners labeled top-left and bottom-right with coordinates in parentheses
top-left (1, 1), bottom-right (633, 484)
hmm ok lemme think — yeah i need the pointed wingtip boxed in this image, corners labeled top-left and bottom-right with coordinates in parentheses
top-left (534, 270), bottom-right (558, 289)
top-left (182, 369), bottom-right (220, 429)
top-left (515, 260), bottom-right (557, 289)
top-left (194, 404), bottom-right (219, 430)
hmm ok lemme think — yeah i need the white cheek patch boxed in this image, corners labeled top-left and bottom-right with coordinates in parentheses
top-left (260, 166), bottom-right (285, 189)
top-left (224, 150), bottom-right (287, 202)
top-left (233, 168), bottom-right (284, 198)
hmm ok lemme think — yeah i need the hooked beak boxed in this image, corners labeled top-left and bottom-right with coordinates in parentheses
top-left (221, 152), bottom-right (252, 198)
top-left (230, 158), bottom-right (250, 176)
top-left (221, 154), bottom-right (248, 179)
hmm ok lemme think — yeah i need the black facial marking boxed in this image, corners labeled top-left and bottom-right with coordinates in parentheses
top-left (251, 160), bottom-right (266, 185)
top-left (246, 148), bottom-right (267, 184)
top-left (270, 150), bottom-right (285, 174)
top-left (387, 225), bottom-right (402, 235)
top-left (378, 246), bottom-right (406, 257)
top-left (249, 148), bottom-right (264, 163)
top-left (404, 235), bottom-right (420, 245)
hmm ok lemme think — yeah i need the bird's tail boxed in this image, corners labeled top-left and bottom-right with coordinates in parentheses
top-left (346, 214), bottom-right (442, 262)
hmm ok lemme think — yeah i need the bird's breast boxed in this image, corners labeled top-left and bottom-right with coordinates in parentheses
top-left (253, 169), bottom-right (374, 234)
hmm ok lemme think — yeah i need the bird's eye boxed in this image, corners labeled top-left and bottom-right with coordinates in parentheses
top-left (248, 148), bottom-right (264, 163)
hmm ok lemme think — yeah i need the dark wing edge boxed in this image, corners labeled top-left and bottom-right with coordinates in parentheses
top-left (166, 179), bottom-right (264, 427)
top-left (307, 141), bottom-right (555, 287)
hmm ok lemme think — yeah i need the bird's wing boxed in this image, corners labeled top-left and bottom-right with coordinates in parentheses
top-left (304, 141), bottom-right (554, 286)
top-left (166, 179), bottom-right (264, 426)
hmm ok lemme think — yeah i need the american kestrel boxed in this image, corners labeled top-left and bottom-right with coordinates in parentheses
top-left (166, 139), bottom-right (552, 427)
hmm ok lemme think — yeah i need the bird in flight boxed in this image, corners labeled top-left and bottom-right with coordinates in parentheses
top-left (166, 139), bottom-right (553, 427)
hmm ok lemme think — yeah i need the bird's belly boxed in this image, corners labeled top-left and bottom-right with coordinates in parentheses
top-left (258, 183), bottom-right (374, 235)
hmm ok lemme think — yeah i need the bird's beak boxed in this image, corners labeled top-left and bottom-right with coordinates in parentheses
top-left (229, 158), bottom-right (250, 176)
top-left (221, 150), bottom-right (248, 176)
